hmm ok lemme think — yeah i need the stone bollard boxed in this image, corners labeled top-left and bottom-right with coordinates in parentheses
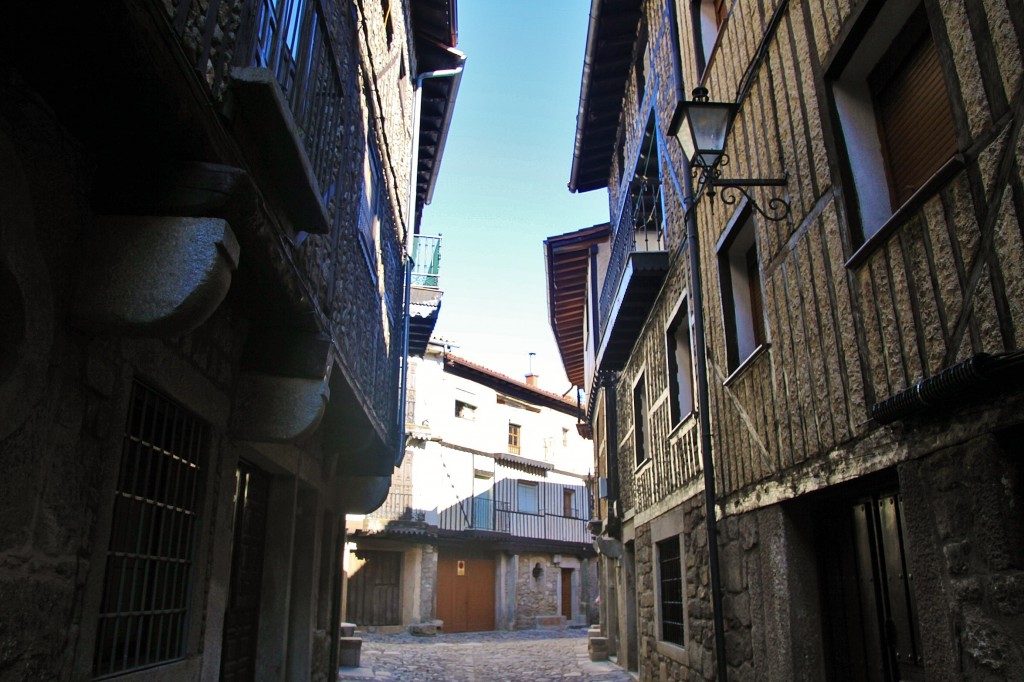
top-left (588, 636), bottom-right (609, 662)
top-left (338, 636), bottom-right (362, 668)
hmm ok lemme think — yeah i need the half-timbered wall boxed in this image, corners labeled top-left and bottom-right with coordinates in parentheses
top-left (608, 0), bottom-right (1024, 512)
top-left (587, 0), bottom-right (1024, 678)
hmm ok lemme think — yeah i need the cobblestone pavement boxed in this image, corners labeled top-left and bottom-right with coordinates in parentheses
top-left (337, 628), bottom-right (635, 682)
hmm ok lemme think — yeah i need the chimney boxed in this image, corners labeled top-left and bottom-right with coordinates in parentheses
top-left (525, 352), bottom-right (539, 387)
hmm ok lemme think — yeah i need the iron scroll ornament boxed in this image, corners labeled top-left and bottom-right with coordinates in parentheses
top-left (686, 154), bottom-right (792, 223)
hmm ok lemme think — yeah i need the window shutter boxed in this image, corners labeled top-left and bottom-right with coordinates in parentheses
top-left (872, 31), bottom-right (957, 207)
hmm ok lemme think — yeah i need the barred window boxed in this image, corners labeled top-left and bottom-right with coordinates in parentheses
top-left (657, 537), bottom-right (685, 646)
top-left (93, 382), bottom-right (208, 678)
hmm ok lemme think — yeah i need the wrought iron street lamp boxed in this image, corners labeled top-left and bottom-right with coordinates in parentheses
top-left (669, 87), bottom-right (790, 222)
top-left (669, 86), bottom-right (736, 174)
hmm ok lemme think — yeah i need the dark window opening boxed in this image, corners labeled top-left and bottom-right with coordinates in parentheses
top-left (718, 212), bottom-right (767, 371)
top-left (691, 0), bottom-right (727, 78)
top-left (667, 299), bottom-right (695, 424)
top-left (633, 375), bottom-right (648, 466)
top-left (380, 0), bottom-right (394, 47)
top-left (817, 486), bottom-right (924, 681)
top-left (635, 19), bottom-right (648, 111)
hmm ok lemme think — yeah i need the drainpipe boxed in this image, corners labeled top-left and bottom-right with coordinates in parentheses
top-left (683, 167), bottom-right (729, 681)
top-left (396, 61), bottom-right (465, 467)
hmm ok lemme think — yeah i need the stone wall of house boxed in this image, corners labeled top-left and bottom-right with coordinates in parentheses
top-left (707, 429), bottom-right (1024, 682)
top-left (0, 0), bottom-right (413, 678)
top-left (899, 430), bottom-right (1024, 680)
top-left (514, 554), bottom-right (561, 630)
top-left (419, 544), bottom-right (439, 623)
top-left (0, 82), bottom-right (245, 680)
top-left (634, 497), bottom-right (715, 682)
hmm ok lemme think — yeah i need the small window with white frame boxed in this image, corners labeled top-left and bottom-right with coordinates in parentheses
top-left (717, 208), bottom-right (767, 373)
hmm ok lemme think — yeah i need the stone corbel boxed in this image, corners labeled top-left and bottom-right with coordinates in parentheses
top-left (231, 373), bottom-right (330, 443)
top-left (73, 216), bottom-right (240, 336)
top-left (337, 474), bottom-right (393, 515)
top-left (231, 328), bottom-right (333, 442)
top-left (231, 328), bottom-right (333, 443)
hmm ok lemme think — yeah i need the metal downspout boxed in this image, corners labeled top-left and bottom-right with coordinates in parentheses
top-left (683, 168), bottom-right (729, 681)
top-left (396, 64), bottom-right (464, 467)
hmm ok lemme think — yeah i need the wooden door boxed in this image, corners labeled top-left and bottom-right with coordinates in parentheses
top-left (221, 462), bottom-right (270, 682)
top-left (346, 550), bottom-right (402, 626)
top-left (561, 568), bottom-right (573, 621)
top-left (436, 555), bottom-right (495, 633)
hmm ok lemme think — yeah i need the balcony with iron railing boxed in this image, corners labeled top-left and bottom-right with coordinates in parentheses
top-left (411, 234), bottom-right (442, 288)
top-left (408, 234), bottom-right (443, 356)
top-left (595, 171), bottom-right (670, 374)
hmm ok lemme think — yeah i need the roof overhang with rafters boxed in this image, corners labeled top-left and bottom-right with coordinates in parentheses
top-left (410, 0), bottom-right (465, 230)
top-left (568, 0), bottom-right (643, 193)
top-left (543, 223), bottom-right (611, 388)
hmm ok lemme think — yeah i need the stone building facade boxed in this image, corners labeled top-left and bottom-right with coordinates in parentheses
top-left (0, 0), bottom-right (460, 680)
top-left (345, 343), bottom-right (598, 633)
top-left (547, 0), bottom-right (1024, 680)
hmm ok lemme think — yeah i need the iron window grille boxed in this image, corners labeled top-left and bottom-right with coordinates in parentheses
top-left (93, 382), bottom-right (208, 678)
top-left (658, 537), bottom-right (685, 646)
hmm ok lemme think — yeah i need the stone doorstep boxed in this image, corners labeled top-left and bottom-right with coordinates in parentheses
top-left (534, 615), bottom-right (567, 630)
top-left (338, 636), bottom-right (362, 668)
top-left (588, 635), bottom-right (609, 662)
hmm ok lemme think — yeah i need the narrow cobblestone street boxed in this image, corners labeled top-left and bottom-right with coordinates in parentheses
top-left (337, 629), bottom-right (634, 682)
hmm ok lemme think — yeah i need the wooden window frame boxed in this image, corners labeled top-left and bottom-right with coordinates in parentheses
top-left (508, 422), bottom-right (521, 455)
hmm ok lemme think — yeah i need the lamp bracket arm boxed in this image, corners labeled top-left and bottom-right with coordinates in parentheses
top-left (718, 183), bottom-right (791, 223)
top-left (714, 177), bottom-right (789, 188)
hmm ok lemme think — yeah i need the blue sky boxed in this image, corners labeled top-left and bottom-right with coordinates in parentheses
top-left (422, 0), bottom-right (609, 393)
